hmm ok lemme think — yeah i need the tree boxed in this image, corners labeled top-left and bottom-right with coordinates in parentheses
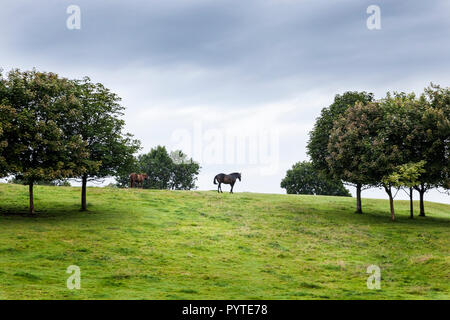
top-left (378, 93), bottom-right (420, 220)
top-left (0, 72), bottom-right (12, 177)
top-left (72, 77), bottom-right (141, 211)
top-left (328, 100), bottom-right (405, 220)
top-left (409, 85), bottom-right (450, 216)
top-left (281, 161), bottom-right (351, 196)
top-left (1, 69), bottom-right (89, 214)
top-left (307, 91), bottom-right (374, 213)
top-left (169, 150), bottom-right (201, 190)
top-left (0, 123), bottom-right (6, 177)
top-left (383, 161), bottom-right (426, 219)
top-left (116, 147), bottom-right (201, 190)
top-left (0, 123), bottom-right (8, 177)
top-left (377, 87), bottom-right (449, 217)
top-left (0, 106), bottom-right (15, 178)
top-left (330, 90), bottom-right (448, 220)
top-left (138, 146), bottom-right (174, 189)
top-left (115, 156), bottom-right (139, 188)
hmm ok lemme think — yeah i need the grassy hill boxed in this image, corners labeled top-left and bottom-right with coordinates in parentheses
top-left (0, 183), bottom-right (448, 299)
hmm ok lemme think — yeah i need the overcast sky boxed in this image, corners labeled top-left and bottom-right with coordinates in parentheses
top-left (1, 0), bottom-right (449, 204)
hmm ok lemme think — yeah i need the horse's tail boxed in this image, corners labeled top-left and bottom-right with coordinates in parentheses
top-left (213, 175), bottom-right (218, 185)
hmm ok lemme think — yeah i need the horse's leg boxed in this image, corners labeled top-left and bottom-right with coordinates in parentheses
top-left (219, 183), bottom-right (223, 193)
top-left (230, 182), bottom-right (235, 193)
top-left (217, 182), bottom-right (220, 193)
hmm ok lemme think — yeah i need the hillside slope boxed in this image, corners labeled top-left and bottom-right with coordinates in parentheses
top-left (0, 183), bottom-right (449, 299)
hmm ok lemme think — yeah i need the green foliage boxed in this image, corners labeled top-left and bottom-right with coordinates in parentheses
top-left (327, 101), bottom-right (387, 187)
top-left (0, 70), bottom-right (140, 212)
top-left (307, 91), bottom-right (374, 178)
top-left (328, 87), bottom-right (449, 219)
top-left (383, 161), bottom-right (426, 189)
top-left (72, 77), bottom-right (141, 180)
top-left (281, 161), bottom-right (351, 196)
top-left (0, 107), bottom-right (13, 177)
top-left (116, 146), bottom-right (201, 190)
top-left (115, 156), bottom-right (140, 187)
top-left (139, 146), bottom-right (174, 189)
top-left (379, 89), bottom-right (449, 217)
top-left (413, 84), bottom-right (450, 191)
top-left (308, 91), bottom-right (374, 213)
top-left (169, 150), bottom-right (201, 190)
top-left (0, 72), bottom-right (8, 177)
top-left (0, 124), bottom-right (6, 177)
top-left (328, 100), bottom-right (406, 219)
top-left (0, 70), bottom-right (89, 184)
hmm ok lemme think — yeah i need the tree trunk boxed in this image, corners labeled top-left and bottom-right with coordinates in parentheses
top-left (81, 174), bottom-right (87, 211)
top-left (409, 187), bottom-right (413, 219)
top-left (356, 183), bottom-right (362, 214)
top-left (419, 188), bottom-right (425, 217)
top-left (29, 182), bottom-right (35, 215)
top-left (384, 185), bottom-right (395, 221)
top-left (389, 194), bottom-right (395, 221)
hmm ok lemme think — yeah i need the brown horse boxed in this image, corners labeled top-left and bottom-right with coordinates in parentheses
top-left (129, 173), bottom-right (148, 188)
top-left (213, 172), bottom-right (241, 193)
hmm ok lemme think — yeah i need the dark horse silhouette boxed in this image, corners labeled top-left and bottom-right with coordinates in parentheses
top-left (129, 173), bottom-right (148, 188)
top-left (213, 172), bottom-right (241, 193)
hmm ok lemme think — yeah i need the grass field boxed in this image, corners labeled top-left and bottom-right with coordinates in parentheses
top-left (0, 183), bottom-right (448, 300)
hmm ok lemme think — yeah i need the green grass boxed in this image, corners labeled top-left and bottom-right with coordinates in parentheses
top-left (0, 183), bottom-right (449, 300)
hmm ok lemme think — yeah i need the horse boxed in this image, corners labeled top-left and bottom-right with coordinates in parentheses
top-left (213, 172), bottom-right (241, 193)
top-left (129, 173), bottom-right (148, 188)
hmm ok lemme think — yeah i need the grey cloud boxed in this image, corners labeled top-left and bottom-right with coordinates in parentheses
top-left (0, 0), bottom-right (449, 202)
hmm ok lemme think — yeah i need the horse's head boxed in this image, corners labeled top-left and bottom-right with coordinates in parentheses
top-left (142, 174), bottom-right (149, 180)
top-left (237, 173), bottom-right (241, 181)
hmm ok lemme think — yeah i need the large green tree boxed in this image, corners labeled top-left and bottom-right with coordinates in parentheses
top-left (116, 147), bottom-right (200, 190)
top-left (0, 106), bottom-right (15, 177)
top-left (72, 77), bottom-right (141, 211)
top-left (328, 100), bottom-right (405, 220)
top-left (409, 85), bottom-right (450, 216)
top-left (138, 146), bottom-right (174, 189)
top-left (308, 91), bottom-right (374, 213)
top-left (329, 89), bottom-right (449, 220)
top-left (281, 161), bottom-right (351, 196)
top-left (0, 120), bottom-right (9, 177)
top-left (0, 71), bottom-right (11, 177)
top-left (169, 150), bottom-right (201, 190)
top-left (1, 70), bottom-right (89, 214)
